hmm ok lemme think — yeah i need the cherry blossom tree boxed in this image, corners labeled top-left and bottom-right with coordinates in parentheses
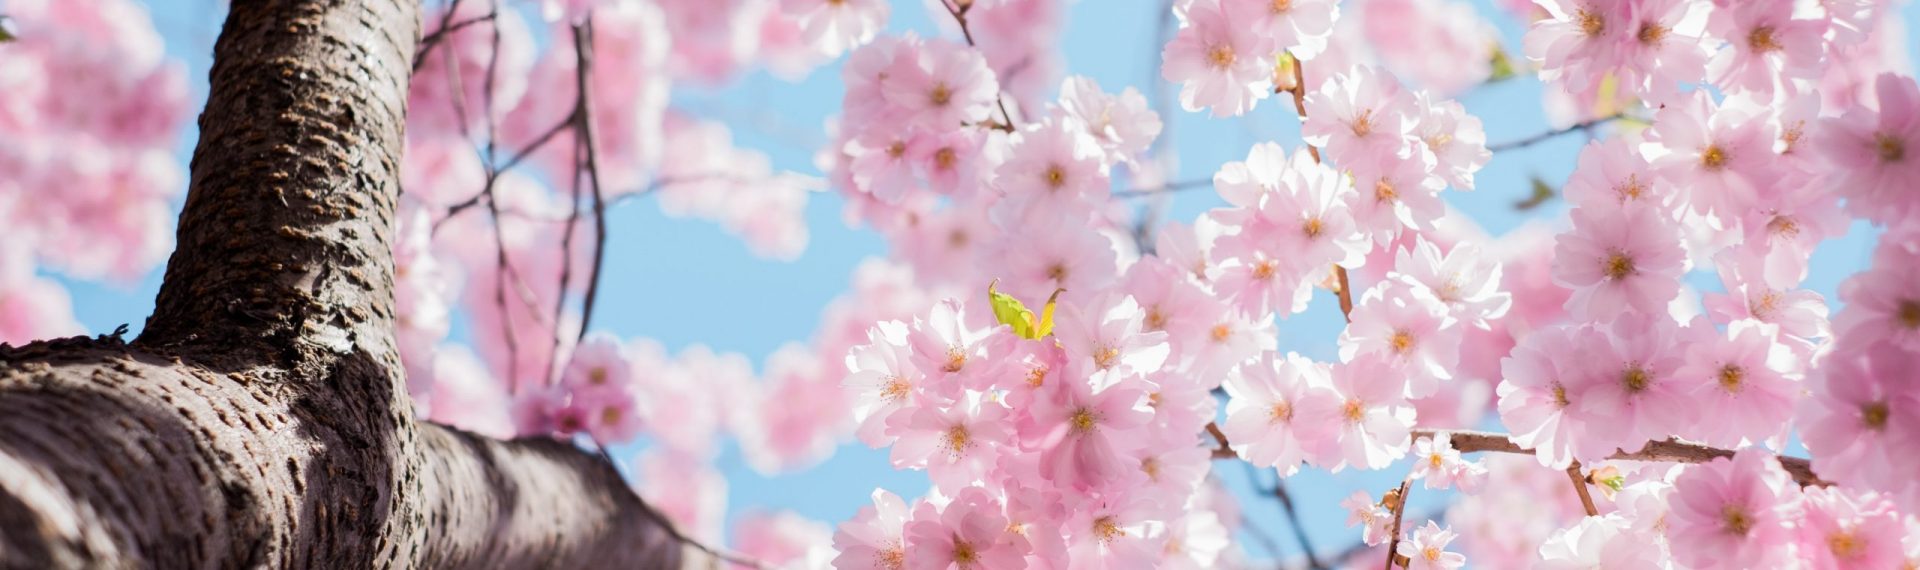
top-left (3, 0), bottom-right (1919, 567)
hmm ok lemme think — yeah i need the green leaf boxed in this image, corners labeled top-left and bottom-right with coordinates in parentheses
top-left (1036, 288), bottom-right (1064, 338)
top-left (1488, 44), bottom-right (1517, 83)
top-left (1515, 175), bottom-right (1556, 211)
top-left (988, 280), bottom-right (1038, 339)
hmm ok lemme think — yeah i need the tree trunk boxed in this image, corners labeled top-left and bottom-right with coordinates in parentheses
top-left (0, 0), bottom-right (704, 567)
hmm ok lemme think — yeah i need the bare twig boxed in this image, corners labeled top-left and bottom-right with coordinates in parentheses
top-left (1333, 265), bottom-right (1355, 322)
top-left (572, 19), bottom-right (612, 346)
top-left (1566, 462), bottom-right (1600, 517)
top-left (1414, 429), bottom-right (1830, 487)
top-left (1379, 478), bottom-right (1413, 570)
top-left (1489, 113), bottom-right (1626, 152)
top-left (1111, 178), bottom-right (1213, 199)
top-left (1274, 482), bottom-right (1328, 570)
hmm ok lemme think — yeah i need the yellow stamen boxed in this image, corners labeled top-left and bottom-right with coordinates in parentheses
top-left (1207, 45), bottom-right (1235, 69)
top-left (1603, 251), bottom-right (1636, 281)
top-left (1747, 26), bottom-right (1781, 52)
top-left (1863, 401), bottom-right (1890, 430)
top-left (1577, 8), bottom-right (1606, 37)
top-left (1877, 133), bottom-right (1906, 163)
top-left (1389, 330), bottom-right (1415, 355)
top-left (1622, 364), bottom-right (1651, 393)
top-left (1702, 145), bottom-right (1729, 170)
top-left (1718, 364), bottom-right (1744, 393)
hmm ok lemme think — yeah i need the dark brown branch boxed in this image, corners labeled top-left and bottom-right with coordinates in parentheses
top-left (939, 0), bottom-right (1018, 131)
top-left (1112, 178), bottom-right (1213, 199)
top-left (1379, 479), bottom-right (1413, 570)
top-left (571, 19), bottom-right (611, 345)
top-left (1415, 429), bottom-right (1830, 487)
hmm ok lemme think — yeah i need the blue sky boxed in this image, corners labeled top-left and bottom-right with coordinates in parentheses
top-left (60, 0), bottom-right (1918, 564)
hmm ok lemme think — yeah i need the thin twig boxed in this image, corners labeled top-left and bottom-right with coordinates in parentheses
top-left (411, 0), bottom-right (468, 71)
top-left (1488, 113), bottom-right (1626, 152)
top-left (1379, 478), bottom-right (1413, 570)
top-left (1333, 265), bottom-right (1355, 322)
top-left (1111, 178), bottom-right (1213, 199)
top-left (1274, 482), bottom-right (1328, 570)
top-left (1236, 462), bottom-right (1292, 563)
top-left (1566, 462), bottom-right (1600, 517)
top-left (1287, 54), bottom-right (1322, 164)
top-left (572, 19), bottom-right (611, 345)
top-left (1413, 429), bottom-right (1830, 487)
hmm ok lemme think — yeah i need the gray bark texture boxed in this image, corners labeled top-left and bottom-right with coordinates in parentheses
top-left (0, 0), bottom-right (709, 567)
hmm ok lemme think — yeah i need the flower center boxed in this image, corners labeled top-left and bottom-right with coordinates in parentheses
top-left (1750, 291), bottom-right (1782, 320)
top-left (888, 140), bottom-right (907, 158)
top-left (1862, 401), bottom-right (1890, 430)
top-left (1722, 505), bottom-right (1753, 536)
top-left (1351, 110), bottom-right (1375, 137)
top-left (1211, 323), bottom-right (1233, 342)
top-left (1717, 364), bottom-right (1743, 393)
top-left (882, 377), bottom-right (912, 403)
top-left (1424, 133), bottom-right (1453, 151)
top-left (1046, 262), bottom-right (1069, 282)
top-left (947, 228), bottom-right (970, 249)
top-left (588, 367), bottom-right (608, 385)
top-left (878, 542), bottom-right (905, 570)
top-left (930, 83), bottom-right (953, 107)
top-left (1828, 529), bottom-right (1865, 559)
top-left (1071, 408), bottom-right (1099, 434)
top-left (1207, 44), bottom-right (1235, 69)
top-left (945, 347), bottom-right (967, 372)
top-left (600, 406), bottom-right (622, 426)
top-left (1144, 306), bottom-right (1168, 331)
top-left (1899, 299), bottom-right (1920, 329)
top-left (1552, 383), bottom-right (1572, 408)
top-left (1043, 164), bottom-right (1068, 189)
top-left (1270, 401), bottom-right (1294, 423)
top-left (1423, 546), bottom-right (1443, 562)
top-left (1093, 345), bottom-right (1121, 370)
top-left (1603, 251), bottom-right (1636, 281)
top-left (1622, 364), bottom-right (1650, 394)
top-left (1616, 174), bottom-right (1647, 201)
top-left (1141, 457), bottom-right (1162, 481)
top-left (1343, 399), bottom-right (1365, 423)
top-left (1303, 217), bottom-right (1324, 238)
top-left (934, 147), bottom-right (958, 170)
top-left (1271, 0), bottom-right (1292, 13)
top-left (1637, 21), bottom-right (1667, 44)
top-left (1701, 145), bottom-right (1729, 170)
top-left (1025, 365), bottom-right (1049, 388)
top-left (1577, 8), bottom-right (1606, 37)
top-left (1093, 516), bottom-right (1124, 543)
top-left (1747, 26), bottom-right (1781, 52)
top-left (1389, 329), bottom-right (1415, 355)
top-left (1767, 215), bottom-right (1799, 238)
top-left (1251, 259), bottom-right (1278, 280)
top-left (1373, 177), bottom-right (1398, 204)
top-left (1428, 453), bottom-right (1445, 469)
top-left (952, 539), bottom-right (978, 564)
top-left (1876, 133), bottom-right (1906, 163)
top-left (944, 425), bottom-right (973, 455)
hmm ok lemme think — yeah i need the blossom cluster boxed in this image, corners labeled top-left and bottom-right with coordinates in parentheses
top-left (0, 0), bottom-right (191, 343)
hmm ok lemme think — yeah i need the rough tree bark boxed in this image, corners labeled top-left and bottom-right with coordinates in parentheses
top-left (0, 0), bottom-right (707, 567)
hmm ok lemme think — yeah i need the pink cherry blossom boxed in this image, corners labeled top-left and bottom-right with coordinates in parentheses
top-left (1223, 0), bottom-right (1340, 59)
top-left (1551, 204), bottom-right (1688, 322)
top-left (1577, 312), bottom-right (1695, 456)
top-left (1030, 364), bottom-right (1153, 491)
top-left (1497, 324), bottom-right (1608, 469)
top-left (1160, 0), bottom-right (1274, 117)
top-left (1343, 490), bottom-right (1395, 546)
top-left (903, 487), bottom-right (1029, 570)
top-left (1052, 291), bottom-right (1171, 379)
top-left (1056, 76), bottom-right (1163, 164)
top-left (1211, 144), bottom-right (1368, 316)
top-left (1410, 92), bottom-right (1491, 191)
top-left (1535, 514), bottom-right (1668, 569)
top-left (890, 393), bottom-right (1011, 492)
top-left (1796, 485), bottom-right (1905, 570)
top-left (906, 299), bottom-right (1008, 399)
top-left (1562, 138), bottom-right (1667, 211)
top-left (834, 488), bottom-right (911, 570)
top-left (1798, 342), bottom-right (1920, 498)
top-left (882, 40), bottom-right (999, 132)
top-left (1646, 91), bottom-right (1781, 219)
top-left (1834, 235), bottom-right (1920, 352)
top-left (1346, 152), bottom-right (1447, 244)
top-left (1339, 280), bottom-right (1462, 398)
top-left (1391, 238), bottom-right (1511, 329)
top-left (1410, 433), bottom-right (1487, 492)
top-left (1665, 448), bottom-right (1803, 570)
top-left (1608, 0), bottom-right (1709, 105)
top-left (1220, 352), bottom-right (1341, 475)
top-left (1702, 255), bottom-right (1830, 348)
top-left (781, 0), bottom-right (887, 57)
top-left (1323, 355), bottom-right (1417, 470)
top-left (1398, 521), bottom-right (1467, 570)
top-left (1705, 0), bottom-right (1827, 98)
top-left (1675, 320), bottom-right (1802, 448)
top-left (1523, 0), bottom-right (1631, 95)
top-left (1063, 494), bottom-right (1168, 565)
top-left (1302, 65), bottom-right (1419, 167)
top-left (1815, 73), bottom-right (1920, 226)
top-left (994, 117), bottom-right (1110, 216)
top-left (989, 218), bottom-right (1119, 304)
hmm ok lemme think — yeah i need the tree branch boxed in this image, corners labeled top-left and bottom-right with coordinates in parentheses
top-left (1488, 113), bottom-right (1625, 152)
top-left (1415, 429), bottom-right (1830, 487)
